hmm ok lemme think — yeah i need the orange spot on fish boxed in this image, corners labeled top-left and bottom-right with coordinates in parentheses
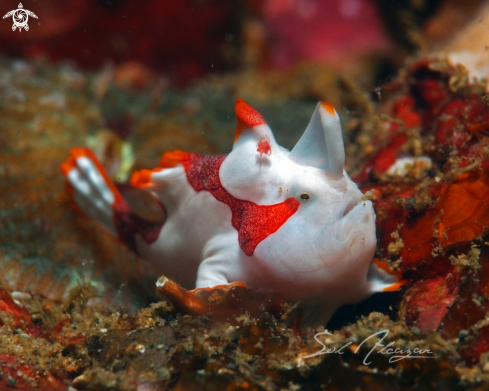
top-left (234, 97), bottom-right (266, 142)
top-left (131, 150), bottom-right (190, 188)
top-left (257, 135), bottom-right (271, 156)
top-left (160, 149), bottom-right (190, 169)
top-left (60, 156), bottom-right (77, 176)
top-left (189, 281), bottom-right (247, 294)
top-left (383, 280), bottom-right (408, 292)
top-left (371, 259), bottom-right (406, 292)
top-left (320, 102), bottom-right (336, 115)
top-left (372, 258), bottom-right (398, 275)
top-left (130, 169), bottom-right (157, 188)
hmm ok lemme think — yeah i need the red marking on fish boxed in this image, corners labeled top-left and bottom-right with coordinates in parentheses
top-left (257, 135), bottom-right (272, 156)
top-left (234, 98), bottom-right (267, 142)
top-left (113, 197), bottom-right (165, 254)
top-left (182, 154), bottom-right (299, 255)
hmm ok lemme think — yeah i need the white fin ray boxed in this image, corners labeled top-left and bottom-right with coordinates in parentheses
top-left (289, 102), bottom-right (345, 179)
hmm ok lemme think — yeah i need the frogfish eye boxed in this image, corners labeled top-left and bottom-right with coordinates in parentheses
top-left (300, 193), bottom-right (311, 201)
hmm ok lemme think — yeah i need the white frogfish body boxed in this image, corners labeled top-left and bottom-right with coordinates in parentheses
top-left (62, 98), bottom-right (402, 325)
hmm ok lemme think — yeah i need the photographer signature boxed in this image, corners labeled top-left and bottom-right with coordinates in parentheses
top-left (303, 329), bottom-right (435, 365)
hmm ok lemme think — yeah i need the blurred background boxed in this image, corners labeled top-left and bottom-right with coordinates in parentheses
top-left (0, 0), bottom-right (481, 85)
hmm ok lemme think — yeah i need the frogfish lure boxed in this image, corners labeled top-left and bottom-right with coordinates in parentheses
top-left (62, 98), bottom-right (404, 325)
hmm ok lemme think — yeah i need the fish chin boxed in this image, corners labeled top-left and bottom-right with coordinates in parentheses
top-left (333, 190), bottom-right (366, 242)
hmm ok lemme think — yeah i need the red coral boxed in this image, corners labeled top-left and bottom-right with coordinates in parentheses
top-left (40, 318), bottom-right (85, 345)
top-left (354, 95), bottom-right (421, 181)
top-left (435, 96), bottom-right (489, 152)
top-left (0, 288), bottom-right (84, 344)
top-left (357, 60), bottom-right (489, 334)
top-left (458, 325), bottom-right (489, 366)
top-left (0, 287), bottom-right (29, 317)
top-left (399, 170), bottom-right (489, 268)
top-left (400, 263), bottom-right (459, 332)
top-left (0, 354), bottom-right (68, 390)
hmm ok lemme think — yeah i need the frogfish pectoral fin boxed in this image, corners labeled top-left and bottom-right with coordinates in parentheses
top-left (367, 258), bottom-right (407, 293)
top-left (61, 147), bottom-right (163, 254)
top-left (156, 276), bottom-right (287, 322)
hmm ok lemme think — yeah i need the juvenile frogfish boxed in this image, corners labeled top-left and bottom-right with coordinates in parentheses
top-left (61, 98), bottom-right (403, 325)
